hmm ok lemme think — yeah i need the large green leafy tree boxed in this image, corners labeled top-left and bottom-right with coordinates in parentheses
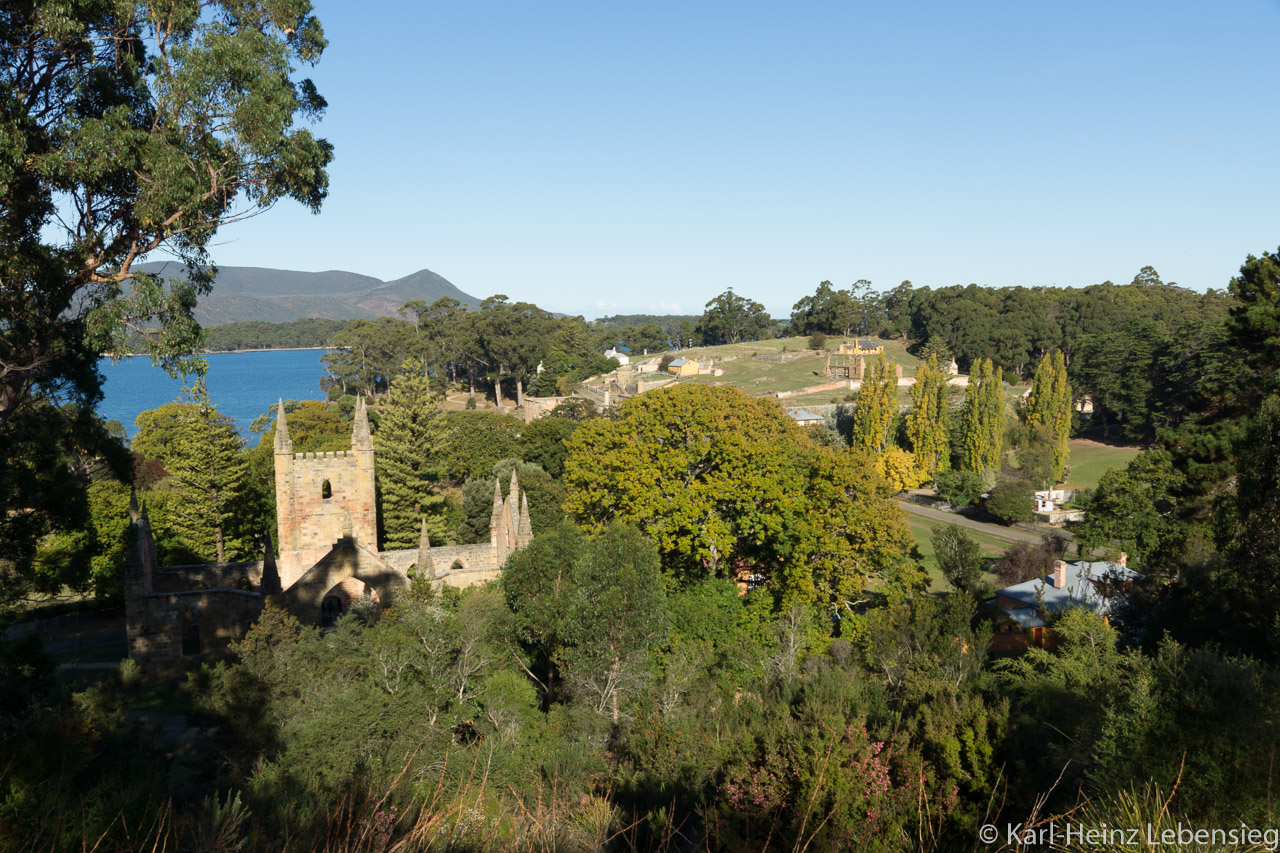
top-left (564, 385), bottom-right (799, 581)
top-left (933, 524), bottom-right (982, 595)
top-left (790, 280), bottom-right (855, 335)
top-left (696, 288), bottom-right (774, 345)
top-left (562, 384), bottom-right (915, 609)
top-left (1163, 248), bottom-right (1280, 509)
top-left (1074, 450), bottom-right (1185, 571)
top-left (2, 403), bottom-right (130, 609)
top-left (527, 317), bottom-right (615, 397)
top-left (320, 317), bottom-right (414, 400)
top-left (476, 296), bottom-right (557, 407)
top-left (0, 1), bottom-right (330, 590)
top-left (503, 520), bottom-right (668, 719)
top-left (374, 364), bottom-right (450, 548)
top-left (440, 410), bottom-right (524, 482)
top-left (776, 446), bottom-right (920, 613)
top-left (0, 1), bottom-right (330, 422)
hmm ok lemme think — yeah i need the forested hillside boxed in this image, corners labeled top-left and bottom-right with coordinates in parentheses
top-left (200, 318), bottom-right (354, 351)
top-left (136, 263), bottom-right (480, 325)
top-left (789, 268), bottom-right (1233, 442)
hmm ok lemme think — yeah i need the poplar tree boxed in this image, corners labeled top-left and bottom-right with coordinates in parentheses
top-left (1025, 350), bottom-right (1072, 482)
top-left (159, 384), bottom-right (250, 563)
top-left (375, 362), bottom-right (450, 549)
top-left (907, 355), bottom-right (951, 481)
top-left (959, 359), bottom-right (1005, 473)
top-left (850, 354), bottom-right (897, 453)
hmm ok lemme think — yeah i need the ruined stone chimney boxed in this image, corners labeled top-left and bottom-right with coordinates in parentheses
top-left (1051, 560), bottom-right (1068, 588)
top-left (1118, 552), bottom-right (1128, 569)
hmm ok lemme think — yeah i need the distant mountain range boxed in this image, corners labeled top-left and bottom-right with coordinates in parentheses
top-left (136, 263), bottom-right (480, 326)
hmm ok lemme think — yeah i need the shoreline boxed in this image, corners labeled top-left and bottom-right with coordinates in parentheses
top-left (205, 346), bottom-right (334, 354)
top-left (108, 346), bottom-right (333, 357)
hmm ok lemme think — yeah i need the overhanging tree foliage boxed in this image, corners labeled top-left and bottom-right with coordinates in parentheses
top-left (0, 0), bottom-right (331, 591)
top-left (0, 1), bottom-right (331, 423)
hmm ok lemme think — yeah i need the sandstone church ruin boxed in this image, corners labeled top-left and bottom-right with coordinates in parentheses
top-left (123, 398), bottom-right (533, 670)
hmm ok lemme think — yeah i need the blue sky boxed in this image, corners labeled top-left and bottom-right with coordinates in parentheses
top-left (207, 1), bottom-right (1280, 318)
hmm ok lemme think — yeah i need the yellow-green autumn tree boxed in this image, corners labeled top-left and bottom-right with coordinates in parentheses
top-left (850, 354), bottom-right (897, 452)
top-left (562, 384), bottom-right (918, 612)
top-left (959, 358), bottom-right (1005, 474)
top-left (906, 354), bottom-right (951, 482)
top-left (1024, 350), bottom-right (1072, 483)
top-left (873, 446), bottom-right (925, 492)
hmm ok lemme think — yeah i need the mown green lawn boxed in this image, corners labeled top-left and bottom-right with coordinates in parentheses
top-left (663, 337), bottom-right (922, 399)
top-left (1064, 440), bottom-right (1142, 490)
top-left (907, 517), bottom-right (1008, 593)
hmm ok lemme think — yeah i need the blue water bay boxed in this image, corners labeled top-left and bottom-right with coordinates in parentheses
top-left (98, 349), bottom-right (327, 438)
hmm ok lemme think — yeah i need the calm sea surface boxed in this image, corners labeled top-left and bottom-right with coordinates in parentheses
top-left (98, 349), bottom-right (327, 438)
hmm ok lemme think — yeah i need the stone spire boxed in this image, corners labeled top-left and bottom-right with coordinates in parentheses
top-left (134, 500), bottom-right (158, 593)
top-left (128, 487), bottom-right (140, 523)
top-left (490, 477), bottom-right (503, 520)
top-left (260, 530), bottom-right (281, 595)
top-left (351, 396), bottom-right (373, 450)
top-left (509, 469), bottom-right (519, 503)
top-left (517, 492), bottom-right (534, 548)
top-left (417, 517), bottom-right (435, 580)
top-left (489, 477), bottom-right (505, 558)
top-left (274, 398), bottom-right (292, 454)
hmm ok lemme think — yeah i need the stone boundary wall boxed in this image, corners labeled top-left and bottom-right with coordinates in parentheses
top-left (753, 351), bottom-right (810, 364)
top-left (522, 396), bottom-right (570, 423)
top-left (775, 380), bottom-right (854, 400)
top-left (634, 374), bottom-right (676, 394)
top-left (786, 403), bottom-right (845, 418)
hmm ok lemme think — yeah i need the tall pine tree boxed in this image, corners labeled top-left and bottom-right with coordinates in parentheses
top-left (850, 354), bottom-right (897, 453)
top-left (1025, 350), bottom-right (1072, 482)
top-left (375, 362), bottom-right (451, 549)
top-left (906, 355), bottom-right (951, 482)
top-left (959, 358), bottom-right (1005, 474)
top-left (162, 383), bottom-right (250, 563)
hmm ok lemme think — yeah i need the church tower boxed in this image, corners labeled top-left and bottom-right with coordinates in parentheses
top-left (274, 398), bottom-right (379, 588)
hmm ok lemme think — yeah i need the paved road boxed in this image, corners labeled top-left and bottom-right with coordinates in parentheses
top-left (895, 499), bottom-right (1050, 545)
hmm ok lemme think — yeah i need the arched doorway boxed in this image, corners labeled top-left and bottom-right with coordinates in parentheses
top-left (319, 577), bottom-right (380, 627)
top-left (321, 594), bottom-right (344, 627)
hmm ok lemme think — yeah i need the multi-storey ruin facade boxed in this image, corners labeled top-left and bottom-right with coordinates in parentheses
top-left (124, 397), bottom-right (532, 671)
